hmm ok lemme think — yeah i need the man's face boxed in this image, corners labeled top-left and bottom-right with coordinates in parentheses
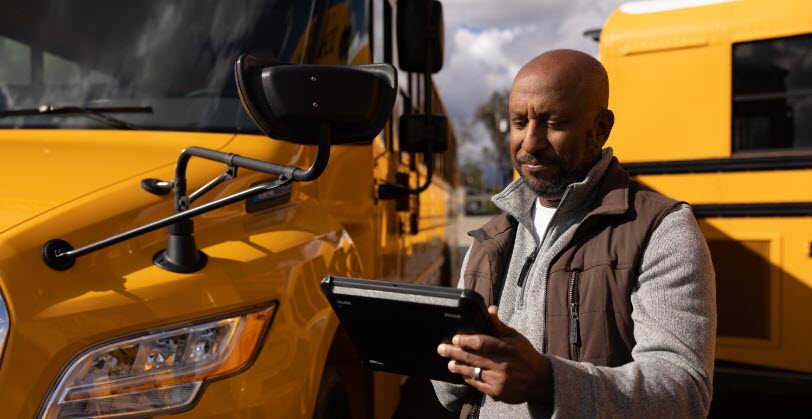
top-left (508, 68), bottom-right (605, 200)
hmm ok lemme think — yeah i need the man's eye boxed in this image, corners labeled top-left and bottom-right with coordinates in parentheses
top-left (512, 120), bottom-right (527, 129)
top-left (548, 121), bottom-right (565, 130)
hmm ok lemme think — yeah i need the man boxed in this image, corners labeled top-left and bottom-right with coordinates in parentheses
top-left (433, 49), bottom-right (716, 418)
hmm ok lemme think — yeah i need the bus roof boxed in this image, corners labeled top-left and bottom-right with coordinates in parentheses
top-left (618, 0), bottom-right (736, 15)
top-left (602, 0), bottom-right (812, 57)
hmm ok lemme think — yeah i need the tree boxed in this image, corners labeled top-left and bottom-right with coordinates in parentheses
top-left (475, 90), bottom-right (513, 187)
top-left (459, 157), bottom-right (484, 191)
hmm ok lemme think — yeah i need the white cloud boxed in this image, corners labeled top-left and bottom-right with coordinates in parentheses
top-left (440, 0), bottom-right (568, 30)
top-left (436, 0), bottom-right (626, 124)
top-left (435, 25), bottom-right (523, 129)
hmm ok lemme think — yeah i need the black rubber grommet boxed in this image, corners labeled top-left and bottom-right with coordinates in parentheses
top-left (153, 249), bottom-right (208, 274)
top-left (42, 239), bottom-right (76, 271)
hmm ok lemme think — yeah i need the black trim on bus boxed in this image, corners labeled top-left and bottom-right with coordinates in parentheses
top-left (624, 154), bottom-right (812, 175)
top-left (692, 203), bottom-right (812, 218)
top-left (711, 360), bottom-right (812, 416)
top-left (714, 359), bottom-right (812, 396)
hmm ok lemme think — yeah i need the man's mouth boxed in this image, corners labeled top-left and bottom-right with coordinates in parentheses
top-left (518, 158), bottom-right (557, 171)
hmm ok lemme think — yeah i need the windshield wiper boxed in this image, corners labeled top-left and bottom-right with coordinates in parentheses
top-left (0, 105), bottom-right (153, 130)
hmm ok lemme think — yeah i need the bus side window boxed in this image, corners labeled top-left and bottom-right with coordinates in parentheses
top-left (0, 36), bottom-right (31, 86)
top-left (732, 34), bottom-right (812, 153)
top-left (0, 36), bottom-right (30, 111)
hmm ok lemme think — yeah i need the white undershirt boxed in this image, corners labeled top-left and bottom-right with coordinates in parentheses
top-left (532, 199), bottom-right (557, 245)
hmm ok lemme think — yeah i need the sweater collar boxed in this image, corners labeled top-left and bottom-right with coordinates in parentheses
top-left (491, 148), bottom-right (625, 233)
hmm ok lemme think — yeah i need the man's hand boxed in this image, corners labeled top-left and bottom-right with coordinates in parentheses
top-left (437, 305), bottom-right (554, 404)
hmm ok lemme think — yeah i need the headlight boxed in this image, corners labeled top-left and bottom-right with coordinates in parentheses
top-left (40, 303), bottom-right (277, 419)
top-left (0, 288), bottom-right (8, 365)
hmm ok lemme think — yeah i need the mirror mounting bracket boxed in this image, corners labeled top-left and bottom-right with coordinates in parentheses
top-left (41, 123), bottom-right (332, 273)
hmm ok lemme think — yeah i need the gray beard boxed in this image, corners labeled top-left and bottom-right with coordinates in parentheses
top-left (516, 163), bottom-right (592, 200)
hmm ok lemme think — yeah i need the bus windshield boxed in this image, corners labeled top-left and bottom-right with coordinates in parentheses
top-left (0, 0), bottom-right (318, 133)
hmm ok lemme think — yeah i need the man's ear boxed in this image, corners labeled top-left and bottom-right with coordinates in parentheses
top-left (595, 109), bottom-right (615, 147)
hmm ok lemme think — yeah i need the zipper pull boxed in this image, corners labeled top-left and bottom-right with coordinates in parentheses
top-left (569, 269), bottom-right (581, 345)
top-left (516, 247), bottom-right (540, 287)
top-left (569, 302), bottom-right (580, 344)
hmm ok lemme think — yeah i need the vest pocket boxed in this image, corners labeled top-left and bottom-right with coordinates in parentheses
top-left (568, 269), bottom-right (582, 361)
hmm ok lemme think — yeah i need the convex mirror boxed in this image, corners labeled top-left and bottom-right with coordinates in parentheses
top-left (397, 0), bottom-right (444, 73)
top-left (235, 54), bottom-right (397, 145)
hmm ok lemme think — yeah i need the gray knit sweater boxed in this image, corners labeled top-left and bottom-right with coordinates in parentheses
top-left (433, 148), bottom-right (717, 418)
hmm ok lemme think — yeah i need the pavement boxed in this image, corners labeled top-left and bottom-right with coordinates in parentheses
top-left (452, 214), bottom-right (493, 285)
top-left (456, 214), bottom-right (492, 249)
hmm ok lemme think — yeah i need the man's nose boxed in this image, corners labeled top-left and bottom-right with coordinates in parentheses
top-left (521, 120), bottom-right (549, 154)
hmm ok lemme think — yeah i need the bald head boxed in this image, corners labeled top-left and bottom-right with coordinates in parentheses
top-left (508, 49), bottom-right (615, 204)
top-left (514, 49), bottom-right (609, 110)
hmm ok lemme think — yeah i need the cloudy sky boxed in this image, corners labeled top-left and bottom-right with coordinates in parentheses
top-left (434, 0), bottom-right (627, 166)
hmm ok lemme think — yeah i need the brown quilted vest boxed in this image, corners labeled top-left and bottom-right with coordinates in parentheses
top-left (458, 159), bottom-right (683, 418)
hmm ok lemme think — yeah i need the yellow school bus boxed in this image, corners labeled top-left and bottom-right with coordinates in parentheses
top-left (600, 0), bottom-right (812, 414)
top-left (0, 0), bottom-right (457, 418)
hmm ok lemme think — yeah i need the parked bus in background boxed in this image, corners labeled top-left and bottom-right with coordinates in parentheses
top-left (598, 0), bottom-right (812, 415)
top-left (0, 0), bottom-right (456, 418)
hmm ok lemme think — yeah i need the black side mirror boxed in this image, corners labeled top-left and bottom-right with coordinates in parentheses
top-left (377, 0), bottom-right (445, 202)
top-left (398, 114), bottom-right (448, 153)
top-left (397, 0), bottom-right (444, 73)
top-left (235, 54), bottom-right (397, 145)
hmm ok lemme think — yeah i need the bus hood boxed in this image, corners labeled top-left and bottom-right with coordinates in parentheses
top-left (0, 130), bottom-right (235, 234)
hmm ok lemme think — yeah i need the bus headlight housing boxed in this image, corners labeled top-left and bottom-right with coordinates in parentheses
top-left (40, 303), bottom-right (277, 419)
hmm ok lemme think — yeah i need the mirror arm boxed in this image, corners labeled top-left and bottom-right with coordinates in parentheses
top-left (292, 123), bottom-right (332, 182)
top-left (408, 140), bottom-right (434, 194)
top-left (188, 166), bottom-right (237, 205)
top-left (41, 176), bottom-right (293, 271)
top-left (173, 147), bottom-right (298, 210)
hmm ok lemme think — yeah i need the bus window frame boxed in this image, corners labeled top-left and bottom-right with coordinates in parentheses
top-left (731, 33), bottom-right (812, 155)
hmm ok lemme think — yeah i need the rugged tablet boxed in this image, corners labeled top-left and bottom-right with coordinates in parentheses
top-left (320, 275), bottom-right (493, 384)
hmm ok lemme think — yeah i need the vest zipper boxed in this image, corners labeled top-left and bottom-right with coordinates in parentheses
top-left (541, 194), bottom-right (627, 355)
top-left (516, 246), bottom-right (541, 310)
top-left (569, 269), bottom-right (581, 361)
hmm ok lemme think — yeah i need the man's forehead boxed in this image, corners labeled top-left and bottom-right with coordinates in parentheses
top-left (509, 72), bottom-right (577, 112)
top-left (512, 60), bottom-right (583, 97)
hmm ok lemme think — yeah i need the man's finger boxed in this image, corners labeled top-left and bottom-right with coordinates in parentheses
top-left (488, 305), bottom-right (517, 337)
top-left (449, 360), bottom-right (496, 389)
top-left (452, 333), bottom-right (509, 354)
top-left (463, 374), bottom-right (496, 395)
top-left (438, 344), bottom-right (496, 370)
top-left (447, 359), bottom-right (467, 376)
